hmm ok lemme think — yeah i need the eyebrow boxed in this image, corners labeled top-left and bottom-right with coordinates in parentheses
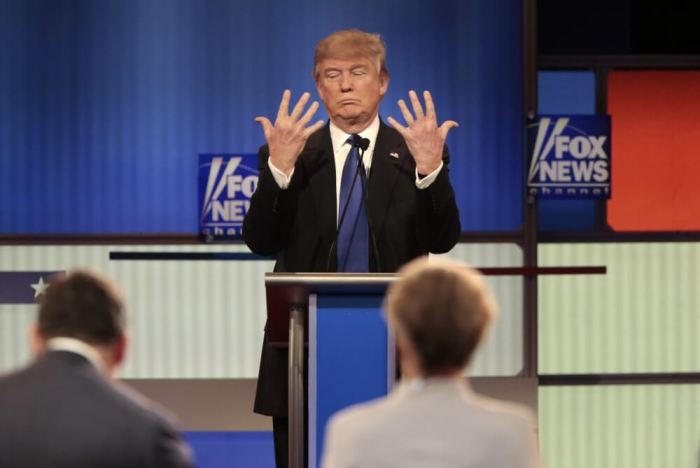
top-left (323, 63), bottom-right (369, 72)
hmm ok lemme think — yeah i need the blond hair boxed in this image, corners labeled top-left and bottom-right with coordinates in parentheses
top-left (313, 29), bottom-right (389, 81)
top-left (385, 257), bottom-right (497, 376)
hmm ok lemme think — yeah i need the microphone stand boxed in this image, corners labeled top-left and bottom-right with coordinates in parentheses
top-left (354, 137), bottom-right (382, 272)
top-left (325, 138), bottom-right (365, 272)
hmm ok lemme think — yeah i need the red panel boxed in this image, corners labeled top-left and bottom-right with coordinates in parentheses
top-left (607, 71), bottom-right (700, 231)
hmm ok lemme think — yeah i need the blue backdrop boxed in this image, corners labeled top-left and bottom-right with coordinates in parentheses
top-left (536, 71), bottom-right (598, 232)
top-left (0, 0), bottom-right (523, 234)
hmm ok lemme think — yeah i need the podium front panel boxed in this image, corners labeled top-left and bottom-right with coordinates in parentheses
top-left (308, 293), bottom-right (394, 468)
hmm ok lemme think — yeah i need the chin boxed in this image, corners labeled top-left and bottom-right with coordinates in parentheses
top-left (337, 111), bottom-right (366, 122)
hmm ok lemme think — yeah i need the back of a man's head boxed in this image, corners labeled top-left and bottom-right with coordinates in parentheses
top-left (386, 257), bottom-right (497, 376)
top-left (38, 270), bottom-right (125, 347)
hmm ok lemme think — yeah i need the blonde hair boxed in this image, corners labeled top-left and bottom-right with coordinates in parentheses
top-left (313, 29), bottom-right (388, 81)
top-left (385, 257), bottom-right (497, 376)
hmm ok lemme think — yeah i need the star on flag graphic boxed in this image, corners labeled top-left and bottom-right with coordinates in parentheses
top-left (0, 272), bottom-right (65, 304)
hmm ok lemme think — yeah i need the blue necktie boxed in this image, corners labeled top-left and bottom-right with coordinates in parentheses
top-left (337, 136), bottom-right (369, 272)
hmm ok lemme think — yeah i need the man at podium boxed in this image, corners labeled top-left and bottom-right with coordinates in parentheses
top-left (244, 29), bottom-right (461, 468)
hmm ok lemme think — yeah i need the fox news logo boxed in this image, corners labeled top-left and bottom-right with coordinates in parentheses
top-left (527, 115), bottom-right (611, 198)
top-left (199, 154), bottom-right (258, 240)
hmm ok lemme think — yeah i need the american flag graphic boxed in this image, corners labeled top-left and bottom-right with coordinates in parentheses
top-left (0, 272), bottom-right (65, 304)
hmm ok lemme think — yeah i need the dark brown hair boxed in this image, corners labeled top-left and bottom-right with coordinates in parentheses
top-left (38, 270), bottom-right (125, 345)
top-left (385, 257), bottom-right (497, 376)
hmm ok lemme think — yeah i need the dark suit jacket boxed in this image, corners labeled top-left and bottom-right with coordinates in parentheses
top-left (243, 121), bottom-right (460, 416)
top-left (0, 350), bottom-right (193, 468)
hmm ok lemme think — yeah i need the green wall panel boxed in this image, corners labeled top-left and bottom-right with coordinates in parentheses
top-left (539, 243), bottom-right (700, 374)
top-left (540, 385), bottom-right (700, 468)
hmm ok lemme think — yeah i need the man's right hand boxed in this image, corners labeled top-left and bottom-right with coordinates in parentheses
top-left (255, 90), bottom-right (325, 176)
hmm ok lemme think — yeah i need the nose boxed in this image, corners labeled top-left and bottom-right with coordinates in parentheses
top-left (340, 72), bottom-right (354, 92)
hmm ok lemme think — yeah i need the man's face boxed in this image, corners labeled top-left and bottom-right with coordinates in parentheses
top-left (316, 56), bottom-right (388, 133)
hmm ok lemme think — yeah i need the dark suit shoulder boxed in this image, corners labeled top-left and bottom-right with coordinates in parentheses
top-left (378, 121), bottom-right (405, 142)
top-left (111, 379), bottom-right (181, 428)
top-left (305, 124), bottom-right (329, 147)
top-left (0, 352), bottom-right (192, 468)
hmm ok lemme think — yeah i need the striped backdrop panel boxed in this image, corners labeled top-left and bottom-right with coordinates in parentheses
top-left (1, 242), bottom-right (521, 377)
top-left (0, 244), bottom-right (273, 378)
top-left (539, 242), bottom-right (700, 374)
top-left (437, 243), bottom-right (523, 376)
top-left (539, 384), bottom-right (700, 468)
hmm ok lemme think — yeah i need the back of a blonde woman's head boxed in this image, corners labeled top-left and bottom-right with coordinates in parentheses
top-left (385, 257), bottom-right (497, 376)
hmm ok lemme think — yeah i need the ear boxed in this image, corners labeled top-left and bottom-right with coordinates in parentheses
top-left (112, 333), bottom-right (128, 367)
top-left (394, 329), bottom-right (420, 379)
top-left (28, 324), bottom-right (45, 357)
top-left (379, 73), bottom-right (389, 97)
top-left (316, 80), bottom-right (326, 103)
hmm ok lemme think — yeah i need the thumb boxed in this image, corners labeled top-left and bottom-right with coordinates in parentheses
top-left (387, 116), bottom-right (408, 136)
top-left (255, 116), bottom-right (273, 140)
top-left (439, 120), bottom-right (459, 140)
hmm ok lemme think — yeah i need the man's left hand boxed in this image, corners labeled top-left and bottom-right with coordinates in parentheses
top-left (388, 90), bottom-right (458, 175)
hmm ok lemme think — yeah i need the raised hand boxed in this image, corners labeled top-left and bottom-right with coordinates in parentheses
top-left (387, 90), bottom-right (458, 175)
top-left (255, 90), bottom-right (325, 176)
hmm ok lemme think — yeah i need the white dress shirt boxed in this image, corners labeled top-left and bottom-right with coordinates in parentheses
top-left (47, 336), bottom-right (104, 372)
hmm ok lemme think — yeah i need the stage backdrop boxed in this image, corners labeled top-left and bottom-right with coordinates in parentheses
top-left (0, 0), bottom-right (523, 234)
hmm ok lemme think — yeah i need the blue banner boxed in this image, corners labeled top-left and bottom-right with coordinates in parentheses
top-left (199, 154), bottom-right (259, 241)
top-left (527, 115), bottom-right (611, 198)
top-left (0, 272), bottom-right (65, 304)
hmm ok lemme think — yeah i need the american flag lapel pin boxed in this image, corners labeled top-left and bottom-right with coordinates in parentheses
top-left (389, 152), bottom-right (399, 159)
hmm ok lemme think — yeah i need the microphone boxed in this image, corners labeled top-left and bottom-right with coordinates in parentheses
top-left (352, 134), bottom-right (370, 152)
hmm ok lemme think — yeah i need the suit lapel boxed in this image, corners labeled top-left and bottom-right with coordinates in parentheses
top-left (301, 125), bottom-right (337, 247)
top-left (368, 121), bottom-right (406, 237)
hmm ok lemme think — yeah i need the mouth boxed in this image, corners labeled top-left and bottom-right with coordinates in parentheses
top-left (338, 99), bottom-right (360, 106)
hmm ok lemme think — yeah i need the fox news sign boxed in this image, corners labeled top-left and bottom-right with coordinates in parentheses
top-left (527, 115), bottom-right (611, 198)
top-left (199, 154), bottom-right (258, 241)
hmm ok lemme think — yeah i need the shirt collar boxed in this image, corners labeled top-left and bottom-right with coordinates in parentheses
top-left (397, 376), bottom-right (471, 395)
top-left (46, 337), bottom-right (105, 372)
top-left (329, 114), bottom-right (381, 154)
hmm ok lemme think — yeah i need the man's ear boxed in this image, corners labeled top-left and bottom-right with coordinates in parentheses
top-left (316, 81), bottom-right (326, 103)
top-left (379, 73), bottom-right (389, 97)
top-left (28, 324), bottom-right (45, 357)
top-left (112, 333), bottom-right (128, 367)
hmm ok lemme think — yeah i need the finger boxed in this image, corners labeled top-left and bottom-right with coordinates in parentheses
top-left (408, 90), bottom-right (424, 119)
top-left (439, 120), bottom-right (459, 140)
top-left (387, 116), bottom-right (408, 136)
top-left (397, 99), bottom-right (415, 125)
top-left (276, 89), bottom-right (291, 121)
top-left (423, 90), bottom-right (436, 121)
top-left (255, 116), bottom-right (273, 140)
top-left (290, 92), bottom-right (311, 121)
top-left (302, 119), bottom-right (325, 138)
top-left (298, 101), bottom-right (319, 127)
